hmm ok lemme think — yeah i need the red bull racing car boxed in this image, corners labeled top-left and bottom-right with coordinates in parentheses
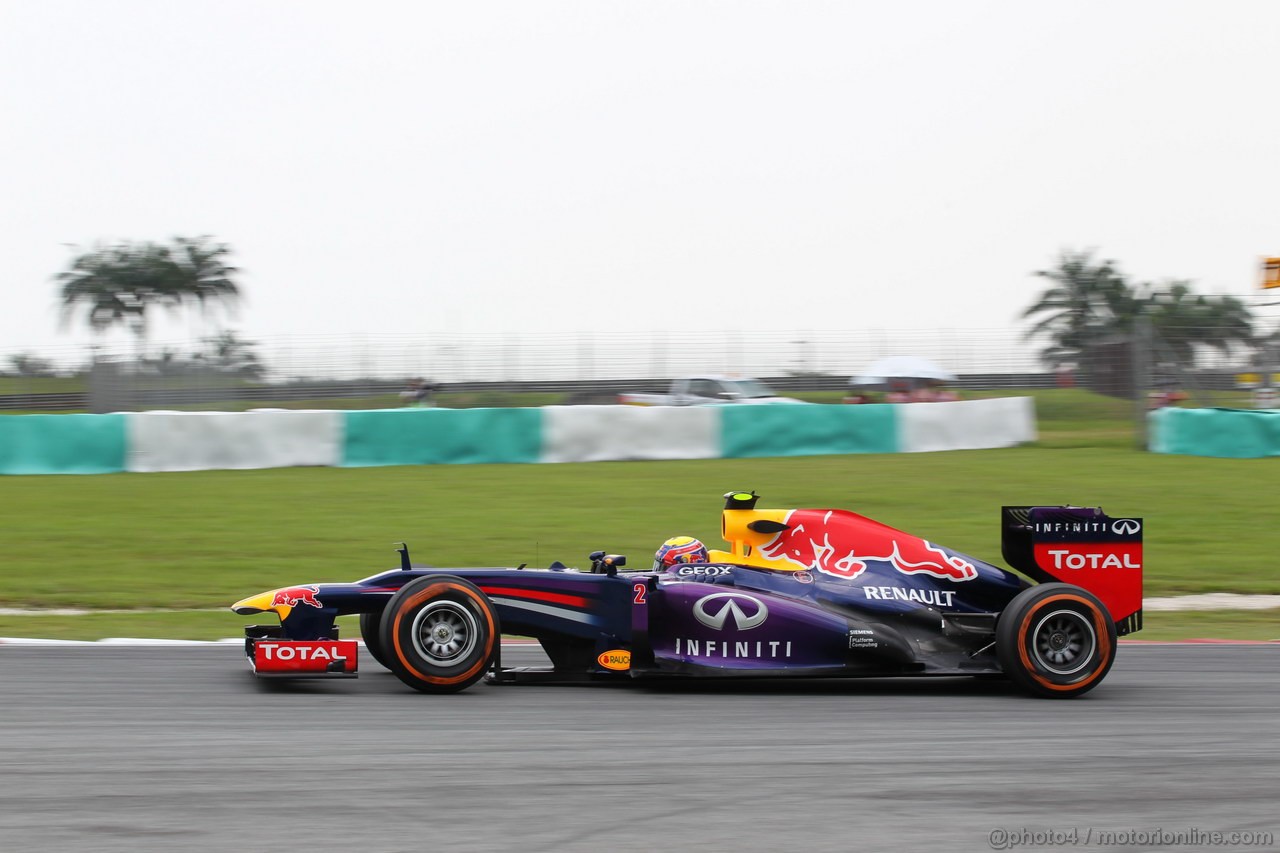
top-left (232, 492), bottom-right (1143, 698)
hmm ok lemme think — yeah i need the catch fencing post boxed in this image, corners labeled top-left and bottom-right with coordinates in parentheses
top-left (1131, 311), bottom-right (1151, 449)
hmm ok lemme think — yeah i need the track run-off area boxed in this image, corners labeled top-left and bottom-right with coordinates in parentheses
top-left (1, 643), bottom-right (1276, 853)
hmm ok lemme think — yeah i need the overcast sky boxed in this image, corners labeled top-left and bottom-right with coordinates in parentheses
top-left (3, 0), bottom-right (1279, 361)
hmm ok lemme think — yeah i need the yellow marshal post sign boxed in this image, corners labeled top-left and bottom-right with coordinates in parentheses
top-left (1263, 257), bottom-right (1280, 289)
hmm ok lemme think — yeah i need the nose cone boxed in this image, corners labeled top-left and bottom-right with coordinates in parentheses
top-left (230, 590), bottom-right (277, 616)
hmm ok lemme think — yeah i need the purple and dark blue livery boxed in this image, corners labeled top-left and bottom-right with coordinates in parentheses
top-left (232, 491), bottom-right (1143, 698)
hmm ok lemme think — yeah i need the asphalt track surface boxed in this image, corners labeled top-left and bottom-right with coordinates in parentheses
top-left (2, 645), bottom-right (1276, 853)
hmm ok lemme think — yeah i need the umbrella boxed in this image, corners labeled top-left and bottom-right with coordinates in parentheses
top-left (851, 356), bottom-right (957, 386)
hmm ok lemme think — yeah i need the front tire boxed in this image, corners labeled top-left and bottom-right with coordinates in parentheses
top-left (996, 583), bottom-right (1117, 699)
top-left (359, 610), bottom-right (393, 670)
top-left (380, 575), bottom-right (498, 694)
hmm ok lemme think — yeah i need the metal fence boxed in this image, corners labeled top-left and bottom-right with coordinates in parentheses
top-left (0, 326), bottom-right (1273, 412)
top-left (126, 328), bottom-right (1054, 384)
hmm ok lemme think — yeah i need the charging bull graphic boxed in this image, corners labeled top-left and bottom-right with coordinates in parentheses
top-left (270, 585), bottom-right (323, 608)
top-left (755, 510), bottom-right (978, 582)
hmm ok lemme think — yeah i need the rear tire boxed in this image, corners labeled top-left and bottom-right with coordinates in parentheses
top-left (380, 575), bottom-right (498, 694)
top-left (996, 583), bottom-right (1117, 699)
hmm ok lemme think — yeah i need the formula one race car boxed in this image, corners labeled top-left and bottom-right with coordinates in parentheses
top-left (231, 492), bottom-right (1143, 698)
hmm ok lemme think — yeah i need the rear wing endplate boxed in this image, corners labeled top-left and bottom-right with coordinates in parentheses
top-left (1002, 506), bottom-right (1143, 635)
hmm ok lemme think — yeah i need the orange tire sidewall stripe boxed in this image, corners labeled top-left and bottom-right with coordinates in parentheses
top-left (391, 582), bottom-right (497, 686)
top-left (1016, 593), bottom-right (1112, 693)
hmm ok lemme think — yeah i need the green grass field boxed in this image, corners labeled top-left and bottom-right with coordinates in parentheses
top-left (1, 388), bottom-right (1275, 640)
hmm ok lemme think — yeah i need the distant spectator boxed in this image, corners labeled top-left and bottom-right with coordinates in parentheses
top-left (1147, 388), bottom-right (1187, 410)
top-left (885, 380), bottom-right (911, 404)
top-left (932, 384), bottom-right (959, 402)
top-left (400, 377), bottom-right (438, 407)
top-left (909, 384), bottom-right (936, 403)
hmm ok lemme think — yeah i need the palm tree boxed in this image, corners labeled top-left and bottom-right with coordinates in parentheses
top-left (1143, 282), bottom-right (1254, 366)
top-left (1193, 293), bottom-right (1254, 356)
top-left (7, 352), bottom-right (57, 377)
top-left (1023, 249), bottom-right (1137, 368)
top-left (58, 242), bottom-right (158, 340)
top-left (1025, 252), bottom-right (1259, 405)
top-left (199, 331), bottom-right (263, 379)
top-left (57, 237), bottom-right (242, 357)
top-left (169, 236), bottom-right (241, 319)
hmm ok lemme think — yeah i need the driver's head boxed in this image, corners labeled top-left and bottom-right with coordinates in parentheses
top-left (654, 536), bottom-right (709, 570)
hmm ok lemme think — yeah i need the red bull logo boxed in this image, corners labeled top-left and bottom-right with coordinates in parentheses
top-left (270, 585), bottom-right (323, 608)
top-left (757, 510), bottom-right (978, 582)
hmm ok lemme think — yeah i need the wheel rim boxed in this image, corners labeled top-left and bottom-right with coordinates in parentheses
top-left (410, 600), bottom-right (479, 665)
top-left (1031, 608), bottom-right (1096, 676)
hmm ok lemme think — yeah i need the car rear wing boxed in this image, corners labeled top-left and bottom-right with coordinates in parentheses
top-left (1001, 506), bottom-right (1143, 635)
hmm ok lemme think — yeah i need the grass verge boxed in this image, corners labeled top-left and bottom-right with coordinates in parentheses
top-left (3, 446), bottom-right (1278, 609)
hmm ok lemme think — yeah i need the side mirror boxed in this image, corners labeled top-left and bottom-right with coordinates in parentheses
top-left (588, 551), bottom-right (626, 575)
top-left (601, 554), bottom-right (626, 577)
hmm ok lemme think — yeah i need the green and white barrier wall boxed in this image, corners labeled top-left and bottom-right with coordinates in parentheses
top-left (128, 410), bottom-right (344, 472)
top-left (0, 397), bottom-right (1036, 475)
top-left (345, 408), bottom-right (543, 466)
top-left (0, 414), bottom-right (127, 475)
top-left (1149, 407), bottom-right (1280, 458)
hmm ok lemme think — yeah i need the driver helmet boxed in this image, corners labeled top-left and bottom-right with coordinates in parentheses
top-left (654, 536), bottom-right (709, 570)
